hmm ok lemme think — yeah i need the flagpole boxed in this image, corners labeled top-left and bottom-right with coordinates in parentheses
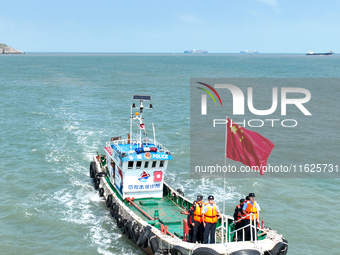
top-left (222, 116), bottom-right (228, 244)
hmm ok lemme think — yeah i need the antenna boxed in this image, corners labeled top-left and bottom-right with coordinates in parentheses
top-left (131, 95), bottom-right (152, 148)
top-left (152, 123), bottom-right (156, 144)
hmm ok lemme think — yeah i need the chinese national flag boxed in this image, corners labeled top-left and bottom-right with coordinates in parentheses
top-left (226, 118), bottom-right (274, 175)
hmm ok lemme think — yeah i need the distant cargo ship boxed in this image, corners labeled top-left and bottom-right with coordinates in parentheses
top-left (240, 50), bottom-right (260, 54)
top-left (306, 50), bottom-right (334, 55)
top-left (184, 49), bottom-right (208, 53)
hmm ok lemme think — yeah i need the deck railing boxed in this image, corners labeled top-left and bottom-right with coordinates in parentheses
top-left (106, 138), bottom-right (171, 155)
top-left (228, 214), bottom-right (258, 243)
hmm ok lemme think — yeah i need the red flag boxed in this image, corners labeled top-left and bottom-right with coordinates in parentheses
top-left (226, 118), bottom-right (274, 175)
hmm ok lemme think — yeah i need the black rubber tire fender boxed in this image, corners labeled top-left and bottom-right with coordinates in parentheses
top-left (137, 226), bottom-right (151, 247)
top-left (99, 187), bottom-right (104, 197)
top-left (90, 161), bottom-right (96, 178)
top-left (280, 239), bottom-right (288, 255)
top-left (149, 232), bottom-right (159, 254)
top-left (110, 203), bottom-right (117, 217)
top-left (192, 247), bottom-right (221, 255)
top-left (113, 205), bottom-right (119, 219)
top-left (132, 223), bottom-right (140, 242)
top-left (230, 249), bottom-right (261, 255)
top-left (124, 221), bottom-right (132, 239)
top-left (94, 177), bottom-right (100, 190)
top-left (96, 172), bottom-right (107, 177)
top-left (116, 214), bottom-right (122, 228)
top-left (269, 242), bottom-right (287, 255)
top-left (121, 219), bottom-right (127, 233)
top-left (106, 194), bottom-right (113, 207)
top-left (142, 238), bottom-right (148, 248)
top-left (171, 245), bottom-right (189, 255)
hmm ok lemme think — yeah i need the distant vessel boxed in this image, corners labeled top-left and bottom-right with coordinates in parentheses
top-left (306, 50), bottom-right (334, 55)
top-left (240, 50), bottom-right (260, 54)
top-left (184, 49), bottom-right (208, 53)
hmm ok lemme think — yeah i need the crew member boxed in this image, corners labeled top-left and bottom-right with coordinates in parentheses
top-left (202, 195), bottom-right (221, 244)
top-left (187, 201), bottom-right (196, 242)
top-left (242, 193), bottom-right (261, 241)
top-left (233, 198), bottom-right (246, 241)
top-left (192, 195), bottom-right (205, 243)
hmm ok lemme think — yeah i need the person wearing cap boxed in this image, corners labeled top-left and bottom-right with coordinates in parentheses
top-left (185, 200), bottom-right (196, 243)
top-left (233, 198), bottom-right (246, 241)
top-left (242, 193), bottom-right (261, 241)
top-left (192, 195), bottom-right (205, 243)
top-left (202, 195), bottom-right (221, 244)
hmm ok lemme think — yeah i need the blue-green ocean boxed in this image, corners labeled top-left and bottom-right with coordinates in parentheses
top-left (0, 53), bottom-right (339, 255)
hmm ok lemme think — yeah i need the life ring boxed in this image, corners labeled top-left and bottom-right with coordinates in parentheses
top-left (116, 215), bottom-right (122, 228)
top-left (99, 188), bottom-right (104, 197)
top-left (268, 241), bottom-right (288, 255)
top-left (106, 194), bottom-right (113, 207)
top-left (94, 177), bottom-right (100, 190)
top-left (90, 161), bottom-right (96, 178)
top-left (230, 249), bottom-right (260, 255)
top-left (171, 245), bottom-right (188, 255)
top-left (137, 226), bottom-right (151, 247)
top-left (124, 221), bottom-right (132, 239)
top-left (149, 232), bottom-right (159, 254)
top-left (132, 223), bottom-right (140, 242)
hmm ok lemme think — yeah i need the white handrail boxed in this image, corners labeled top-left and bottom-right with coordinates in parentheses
top-left (106, 138), bottom-right (171, 155)
top-left (229, 213), bottom-right (258, 243)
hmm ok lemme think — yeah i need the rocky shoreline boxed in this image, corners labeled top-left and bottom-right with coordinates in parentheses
top-left (0, 43), bottom-right (25, 54)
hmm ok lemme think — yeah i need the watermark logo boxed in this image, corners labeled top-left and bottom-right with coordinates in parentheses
top-left (197, 81), bottom-right (312, 128)
top-left (200, 83), bottom-right (311, 116)
top-left (197, 82), bottom-right (222, 115)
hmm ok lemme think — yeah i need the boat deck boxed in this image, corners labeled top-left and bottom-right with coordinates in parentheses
top-left (124, 196), bottom-right (187, 238)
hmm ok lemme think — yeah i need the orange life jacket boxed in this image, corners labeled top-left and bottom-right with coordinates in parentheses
top-left (204, 203), bottom-right (218, 223)
top-left (245, 201), bottom-right (258, 220)
top-left (236, 204), bottom-right (245, 221)
top-left (193, 203), bottom-right (204, 222)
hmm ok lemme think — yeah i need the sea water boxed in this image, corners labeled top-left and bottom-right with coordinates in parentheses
top-left (0, 53), bottom-right (339, 255)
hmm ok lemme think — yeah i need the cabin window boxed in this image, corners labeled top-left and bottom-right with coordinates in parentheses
top-left (128, 161), bottom-right (134, 169)
top-left (160, 161), bottom-right (164, 168)
top-left (136, 161), bottom-right (142, 169)
top-left (152, 161), bottom-right (157, 168)
top-left (144, 161), bottom-right (149, 168)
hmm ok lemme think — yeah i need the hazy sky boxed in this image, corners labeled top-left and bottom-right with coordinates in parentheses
top-left (1, 0), bottom-right (339, 53)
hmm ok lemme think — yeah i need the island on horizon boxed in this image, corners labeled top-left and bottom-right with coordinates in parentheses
top-left (0, 43), bottom-right (25, 54)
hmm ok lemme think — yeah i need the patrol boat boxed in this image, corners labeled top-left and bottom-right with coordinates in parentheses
top-left (89, 95), bottom-right (288, 255)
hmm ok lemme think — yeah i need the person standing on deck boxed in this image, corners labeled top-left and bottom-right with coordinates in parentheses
top-left (187, 201), bottom-right (196, 243)
top-left (233, 198), bottom-right (246, 241)
top-left (202, 195), bottom-right (221, 244)
top-left (192, 195), bottom-right (205, 243)
top-left (242, 193), bottom-right (261, 241)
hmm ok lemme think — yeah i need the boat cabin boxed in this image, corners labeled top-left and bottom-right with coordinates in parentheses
top-left (104, 139), bottom-right (172, 200)
top-left (103, 95), bottom-right (172, 200)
